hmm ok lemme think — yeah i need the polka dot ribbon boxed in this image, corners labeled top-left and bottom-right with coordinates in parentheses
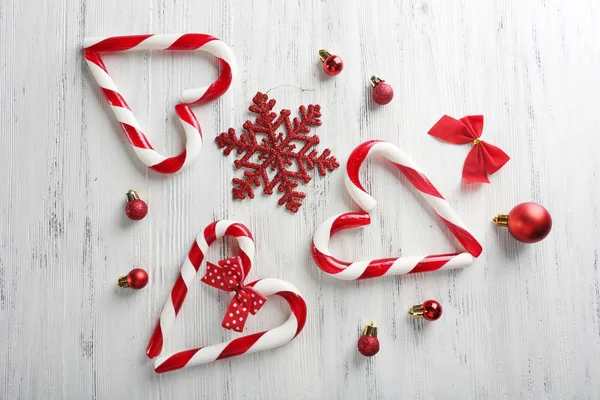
top-left (201, 256), bottom-right (267, 332)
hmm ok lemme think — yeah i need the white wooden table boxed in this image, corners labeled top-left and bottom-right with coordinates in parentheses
top-left (2, 0), bottom-right (599, 398)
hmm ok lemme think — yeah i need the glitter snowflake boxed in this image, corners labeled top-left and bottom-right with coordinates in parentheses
top-left (216, 92), bottom-right (339, 213)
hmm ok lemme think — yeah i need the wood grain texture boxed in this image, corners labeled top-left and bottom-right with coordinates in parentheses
top-left (1, 0), bottom-right (599, 398)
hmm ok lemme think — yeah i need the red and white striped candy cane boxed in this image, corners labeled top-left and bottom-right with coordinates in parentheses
top-left (312, 140), bottom-right (483, 280)
top-left (146, 220), bottom-right (255, 359)
top-left (84, 34), bottom-right (237, 174)
top-left (153, 278), bottom-right (306, 373)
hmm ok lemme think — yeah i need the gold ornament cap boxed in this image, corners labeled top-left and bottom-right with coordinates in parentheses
top-left (318, 49), bottom-right (331, 62)
top-left (126, 189), bottom-right (141, 203)
top-left (362, 321), bottom-right (378, 338)
top-left (370, 75), bottom-right (384, 87)
top-left (117, 275), bottom-right (129, 288)
top-left (408, 304), bottom-right (425, 318)
top-left (492, 214), bottom-right (509, 226)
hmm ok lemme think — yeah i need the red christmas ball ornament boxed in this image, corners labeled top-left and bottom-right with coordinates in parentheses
top-left (125, 190), bottom-right (148, 220)
top-left (318, 49), bottom-right (343, 76)
top-left (370, 76), bottom-right (394, 105)
top-left (408, 300), bottom-right (443, 321)
top-left (118, 268), bottom-right (148, 290)
top-left (357, 321), bottom-right (380, 357)
top-left (493, 202), bottom-right (552, 243)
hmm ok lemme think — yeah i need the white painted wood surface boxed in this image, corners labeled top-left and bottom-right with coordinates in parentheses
top-left (1, 0), bottom-right (599, 398)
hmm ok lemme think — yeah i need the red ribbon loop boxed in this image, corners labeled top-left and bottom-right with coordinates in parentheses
top-left (201, 256), bottom-right (267, 332)
top-left (428, 115), bottom-right (510, 184)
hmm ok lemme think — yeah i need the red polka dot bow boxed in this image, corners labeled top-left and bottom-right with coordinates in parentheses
top-left (428, 115), bottom-right (510, 184)
top-left (201, 256), bottom-right (267, 332)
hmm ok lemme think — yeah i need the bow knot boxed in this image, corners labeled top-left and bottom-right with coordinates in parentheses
top-left (201, 256), bottom-right (267, 332)
top-left (233, 283), bottom-right (244, 294)
top-left (428, 115), bottom-right (510, 184)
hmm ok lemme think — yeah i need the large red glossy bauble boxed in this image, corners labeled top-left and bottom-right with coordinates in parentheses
top-left (508, 202), bottom-right (552, 243)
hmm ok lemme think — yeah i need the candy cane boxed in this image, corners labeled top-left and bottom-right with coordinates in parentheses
top-left (83, 34), bottom-right (238, 174)
top-left (312, 140), bottom-right (483, 280)
top-left (146, 220), bottom-right (255, 359)
top-left (153, 278), bottom-right (306, 373)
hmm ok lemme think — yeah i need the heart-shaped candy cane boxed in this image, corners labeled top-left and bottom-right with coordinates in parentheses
top-left (312, 140), bottom-right (483, 280)
top-left (84, 34), bottom-right (238, 174)
top-left (146, 220), bottom-right (254, 359)
top-left (147, 221), bottom-right (307, 373)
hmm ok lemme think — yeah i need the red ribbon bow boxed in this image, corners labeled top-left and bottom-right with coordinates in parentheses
top-left (428, 115), bottom-right (510, 184)
top-left (201, 256), bottom-right (267, 332)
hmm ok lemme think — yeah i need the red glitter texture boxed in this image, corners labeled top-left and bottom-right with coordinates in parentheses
top-left (125, 199), bottom-right (148, 220)
top-left (216, 92), bottom-right (339, 213)
top-left (357, 335), bottom-right (380, 357)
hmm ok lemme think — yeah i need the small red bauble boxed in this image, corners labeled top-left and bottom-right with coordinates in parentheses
top-left (118, 268), bottom-right (148, 290)
top-left (422, 300), bottom-right (443, 321)
top-left (408, 300), bottom-right (443, 321)
top-left (358, 335), bottom-right (379, 357)
top-left (370, 76), bottom-right (394, 105)
top-left (125, 190), bottom-right (148, 220)
top-left (493, 202), bottom-right (552, 243)
top-left (319, 49), bottom-right (343, 76)
top-left (357, 321), bottom-right (380, 357)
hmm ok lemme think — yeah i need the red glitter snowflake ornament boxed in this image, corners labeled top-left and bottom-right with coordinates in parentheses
top-left (216, 92), bottom-right (339, 213)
